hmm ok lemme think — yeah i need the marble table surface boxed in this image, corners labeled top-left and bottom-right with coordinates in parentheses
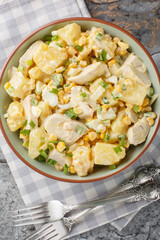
top-left (0, 0), bottom-right (160, 239)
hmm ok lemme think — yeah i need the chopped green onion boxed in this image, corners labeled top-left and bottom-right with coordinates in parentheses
top-left (122, 84), bottom-right (126, 91)
top-left (133, 105), bottom-right (139, 113)
top-left (95, 32), bottom-right (104, 41)
top-left (24, 141), bottom-right (29, 147)
top-left (32, 98), bottom-right (39, 106)
top-left (39, 149), bottom-right (48, 159)
top-left (64, 109), bottom-right (77, 119)
top-left (75, 45), bottom-right (83, 52)
top-left (40, 137), bottom-right (45, 142)
top-left (64, 83), bottom-right (70, 87)
top-left (97, 106), bottom-right (102, 114)
top-left (29, 121), bottom-right (36, 128)
top-left (22, 120), bottom-right (27, 127)
top-left (17, 65), bottom-right (24, 72)
top-left (119, 139), bottom-right (125, 147)
top-left (100, 81), bottom-right (108, 89)
top-left (27, 60), bottom-right (33, 66)
top-left (104, 133), bottom-right (110, 142)
top-left (35, 155), bottom-right (46, 162)
top-left (56, 42), bottom-right (63, 48)
top-left (118, 134), bottom-right (126, 140)
top-left (95, 57), bottom-right (100, 62)
top-left (52, 35), bottom-right (58, 41)
top-left (64, 58), bottom-right (69, 67)
top-left (49, 140), bottom-right (64, 144)
top-left (46, 159), bottom-right (57, 166)
top-left (99, 50), bottom-right (107, 62)
top-left (80, 92), bottom-right (87, 98)
top-left (48, 144), bottom-right (53, 151)
top-left (102, 96), bottom-right (109, 104)
top-left (114, 146), bottom-right (122, 154)
top-left (63, 164), bottom-right (69, 174)
top-left (66, 153), bottom-right (73, 157)
top-left (51, 73), bottom-right (63, 86)
top-left (76, 126), bottom-right (84, 135)
top-left (46, 41), bottom-right (51, 45)
top-left (44, 35), bottom-right (52, 41)
top-left (8, 86), bottom-right (15, 93)
top-left (109, 164), bottom-right (117, 170)
top-left (120, 55), bottom-right (123, 60)
top-left (57, 87), bottom-right (63, 91)
top-left (20, 129), bottom-right (31, 136)
top-left (49, 88), bottom-right (58, 94)
top-left (150, 87), bottom-right (154, 96)
top-left (112, 93), bottom-right (119, 101)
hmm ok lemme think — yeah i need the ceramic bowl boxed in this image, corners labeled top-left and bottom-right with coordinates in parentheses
top-left (0, 17), bottom-right (160, 183)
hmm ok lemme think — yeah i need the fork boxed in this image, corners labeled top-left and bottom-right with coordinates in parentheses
top-left (24, 181), bottom-right (160, 240)
top-left (12, 165), bottom-right (160, 226)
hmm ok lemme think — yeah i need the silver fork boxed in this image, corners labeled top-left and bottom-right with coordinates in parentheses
top-left (24, 181), bottom-right (160, 240)
top-left (12, 166), bottom-right (160, 226)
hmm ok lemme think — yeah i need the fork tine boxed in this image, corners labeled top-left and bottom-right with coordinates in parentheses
top-left (43, 232), bottom-right (59, 240)
top-left (13, 212), bottom-right (50, 223)
top-left (36, 228), bottom-right (56, 240)
top-left (12, 209), bottom-right (49, 219)
top-left (24, 223), bottom-right (53, 240)
top-left (11, 202), bottom-right (48, 214)
top-left (13, 218), bottom-right (50, 227)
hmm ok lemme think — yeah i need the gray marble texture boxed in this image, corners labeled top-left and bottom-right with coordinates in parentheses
top-left (0, 0), bottom-right (160, 239)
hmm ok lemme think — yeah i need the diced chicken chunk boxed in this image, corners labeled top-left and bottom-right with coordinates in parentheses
top-left (119, 53), bottom-right (151, 87)
top-left (44, 113), bottom-right (89, 145)
top-left (127, 117), bottom-right (150, 146)
top-left (87, 119), bottom-right (106, 132)
top-left (48, 149), bottom-right (71, 168)
top-left (6, 101), bottom-right (25, 131)
top-left (93, 142), bottom-right (126, 165)
top-left (19, 40), bottom-right (43, 74)
top-left (33, 43), bottom-right (68, 74)
top-left (22, 94), bottom-right (38, 129)
top-left (68, 62), bottom-right (107, 85)
top-left (72, 145), bottom-right (93, 177)
top-left (28, 127), bottom-right (48, 159)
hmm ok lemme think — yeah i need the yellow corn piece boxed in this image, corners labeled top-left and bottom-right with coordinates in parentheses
top-left (122, 116), bottom-right (132, 125)
top-left (77, 139), bottom-right (84, 145)
top-left (69, 62), bottom-right (77, 68)
top-left (57, 141), bottom-right (66, 152)
top-left (100, 132), bottom-right (105, 139)
top-left (69, 166), bottom-right (76, 174)
top-left (88, 131), bottom-right (97, 141)
top-left (146, 117), bottom-right (154, 126)
top-left (142, 98), bottom-right (149, 107)
top-left (4, 82), bottom-right (11, 90)
top-left (87, 118), bottom-right (94, 122)
top-left (49, 134), bottom-right (57, 142)
top-left (108, 59), bottom-right (116, 67)
top-left (142, 106), bottom-right (152, 112)
top-left (56, 66), bottom-right (65, 73)
top-left (79, 60), bottom-right (87, 67)
top-left (83, 135), bottom-right (89, 141)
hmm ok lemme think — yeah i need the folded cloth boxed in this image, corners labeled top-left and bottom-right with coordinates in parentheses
top-left (0, 0), bottom-right (160, 236)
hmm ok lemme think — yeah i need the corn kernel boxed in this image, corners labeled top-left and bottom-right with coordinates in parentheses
top-left (57, 90), bottom-right (65, 98)
top-left (117, 41), bottom-right (129, 50)
top-left (88, 131), bottom-right (97, 141)
top-left (4, 82), bottom-right (11, 90)
top-left (108, 84), bottom-right (114, 92)
top-left (146, 117), bottom-right (154, 126)
top-left (36, 95), bottom-right (41, 101)
top-left (55, 163), bottom-right (63, 171)
top-left (102, 105), bottom-right (109, 111)
top-left (69, 62), bottom-right (77, 68)
top-left (74, 107), bottom-right (83, 114)
top-left (118, 100), bottom-right (125, 107)
top-left (77, 139), bottom-right (84, 145)
top-left (49, 134), bottom-right (57, 142)
top-left (83, 135), bottom-right (89, 141)
top-left (63, 96), bottom-right (70, 104)
top-left (64, 82), bottom-right (76, 93)
top-left (116, 47), bottom-right (127, 56)
top-left (69, 166), bottom-right (76, 174)
top-left (57, 141), bottom-right (66, 152)
top-left (100, 132), bottom-right (105, 139)
top-left (108, 59), bottom-right (116, 67)
top-left (56, 66), bottom-right (65, 73)
top-left (142, 106), bottom-right (152, 112)
top-left (152, 112), bottom-right (157, 119)
top-left (122, 116), bottom-right (132, 125)
top-left (87, 118), bottom-right (94, 122)
top-left (79, 60), bottom-right (87, 67)
top-left (67, 47), bottom-right (77, 56)
top-left (142, 98), bottom-right (149, 107)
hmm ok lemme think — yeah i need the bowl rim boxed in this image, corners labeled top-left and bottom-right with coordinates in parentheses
top-left (0, 17), bottom-right (160, 183)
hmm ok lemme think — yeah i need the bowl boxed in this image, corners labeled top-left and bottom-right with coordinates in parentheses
top-left (0, 17), bottom-right (160, 183)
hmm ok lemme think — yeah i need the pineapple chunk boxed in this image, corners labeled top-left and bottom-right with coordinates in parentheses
top-left (33, 43), bottom-right (68, 74)
top-left (72, 145), bottom-right (93, 176)
top-left (93, 142), bottom-right (126, 165)
top-left (111, 110), bottom-right (128, 135)
top-left (57, 23), bottom-right (81, 46)
top-left (6, 101), bottom-right (25, 132)
top-left (5, 69), bottom-right (35, 99)
top-left (38, 101), bottom-right (52, 124)
top-left (28, 67), bottom-right (50, 83)
top-left (28, 127), bottom-right (48, 159)
top-left (19, 40), bottom-right (43, 74)
top-left (119, 78), bottom-right (148, 106)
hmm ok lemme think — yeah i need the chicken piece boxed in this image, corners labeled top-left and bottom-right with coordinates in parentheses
top-left (28, 127), bottom-right (48, 159)
top-left (68, 62), bottom-right (107, 85)
top-left (48, 149), bottom-right (71, 168)
top-left (4, 69), bottom-right (35, 99)
top-left (72, 145), bottom-right (93, 177)
top-left (44, 113), bottom-right (89, 145)
top-left (119, 53), bottom-right (151, 87)
top-left (33, 43), bottom-right (68, 74)
top-left (22, 94), bottom-right (38, 130)
top-left (87, 119), bottom-right (106, 133)
top-left (92, 142), bottom-right (126, 165)
top-left (125, 108), bottom-right (138, 123)
top-left (111, 110), bottom-right (128, 135)
top-left (127, 117), bottom-right (150, 146)
top-left (19, 40), bottom-right (43, 74)
top-left (119, 77), bottom-right (148, 106)
top-left (57, 23), bottom-right (81, 46)
top-left (6, 101), bottom-right (25, 132)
